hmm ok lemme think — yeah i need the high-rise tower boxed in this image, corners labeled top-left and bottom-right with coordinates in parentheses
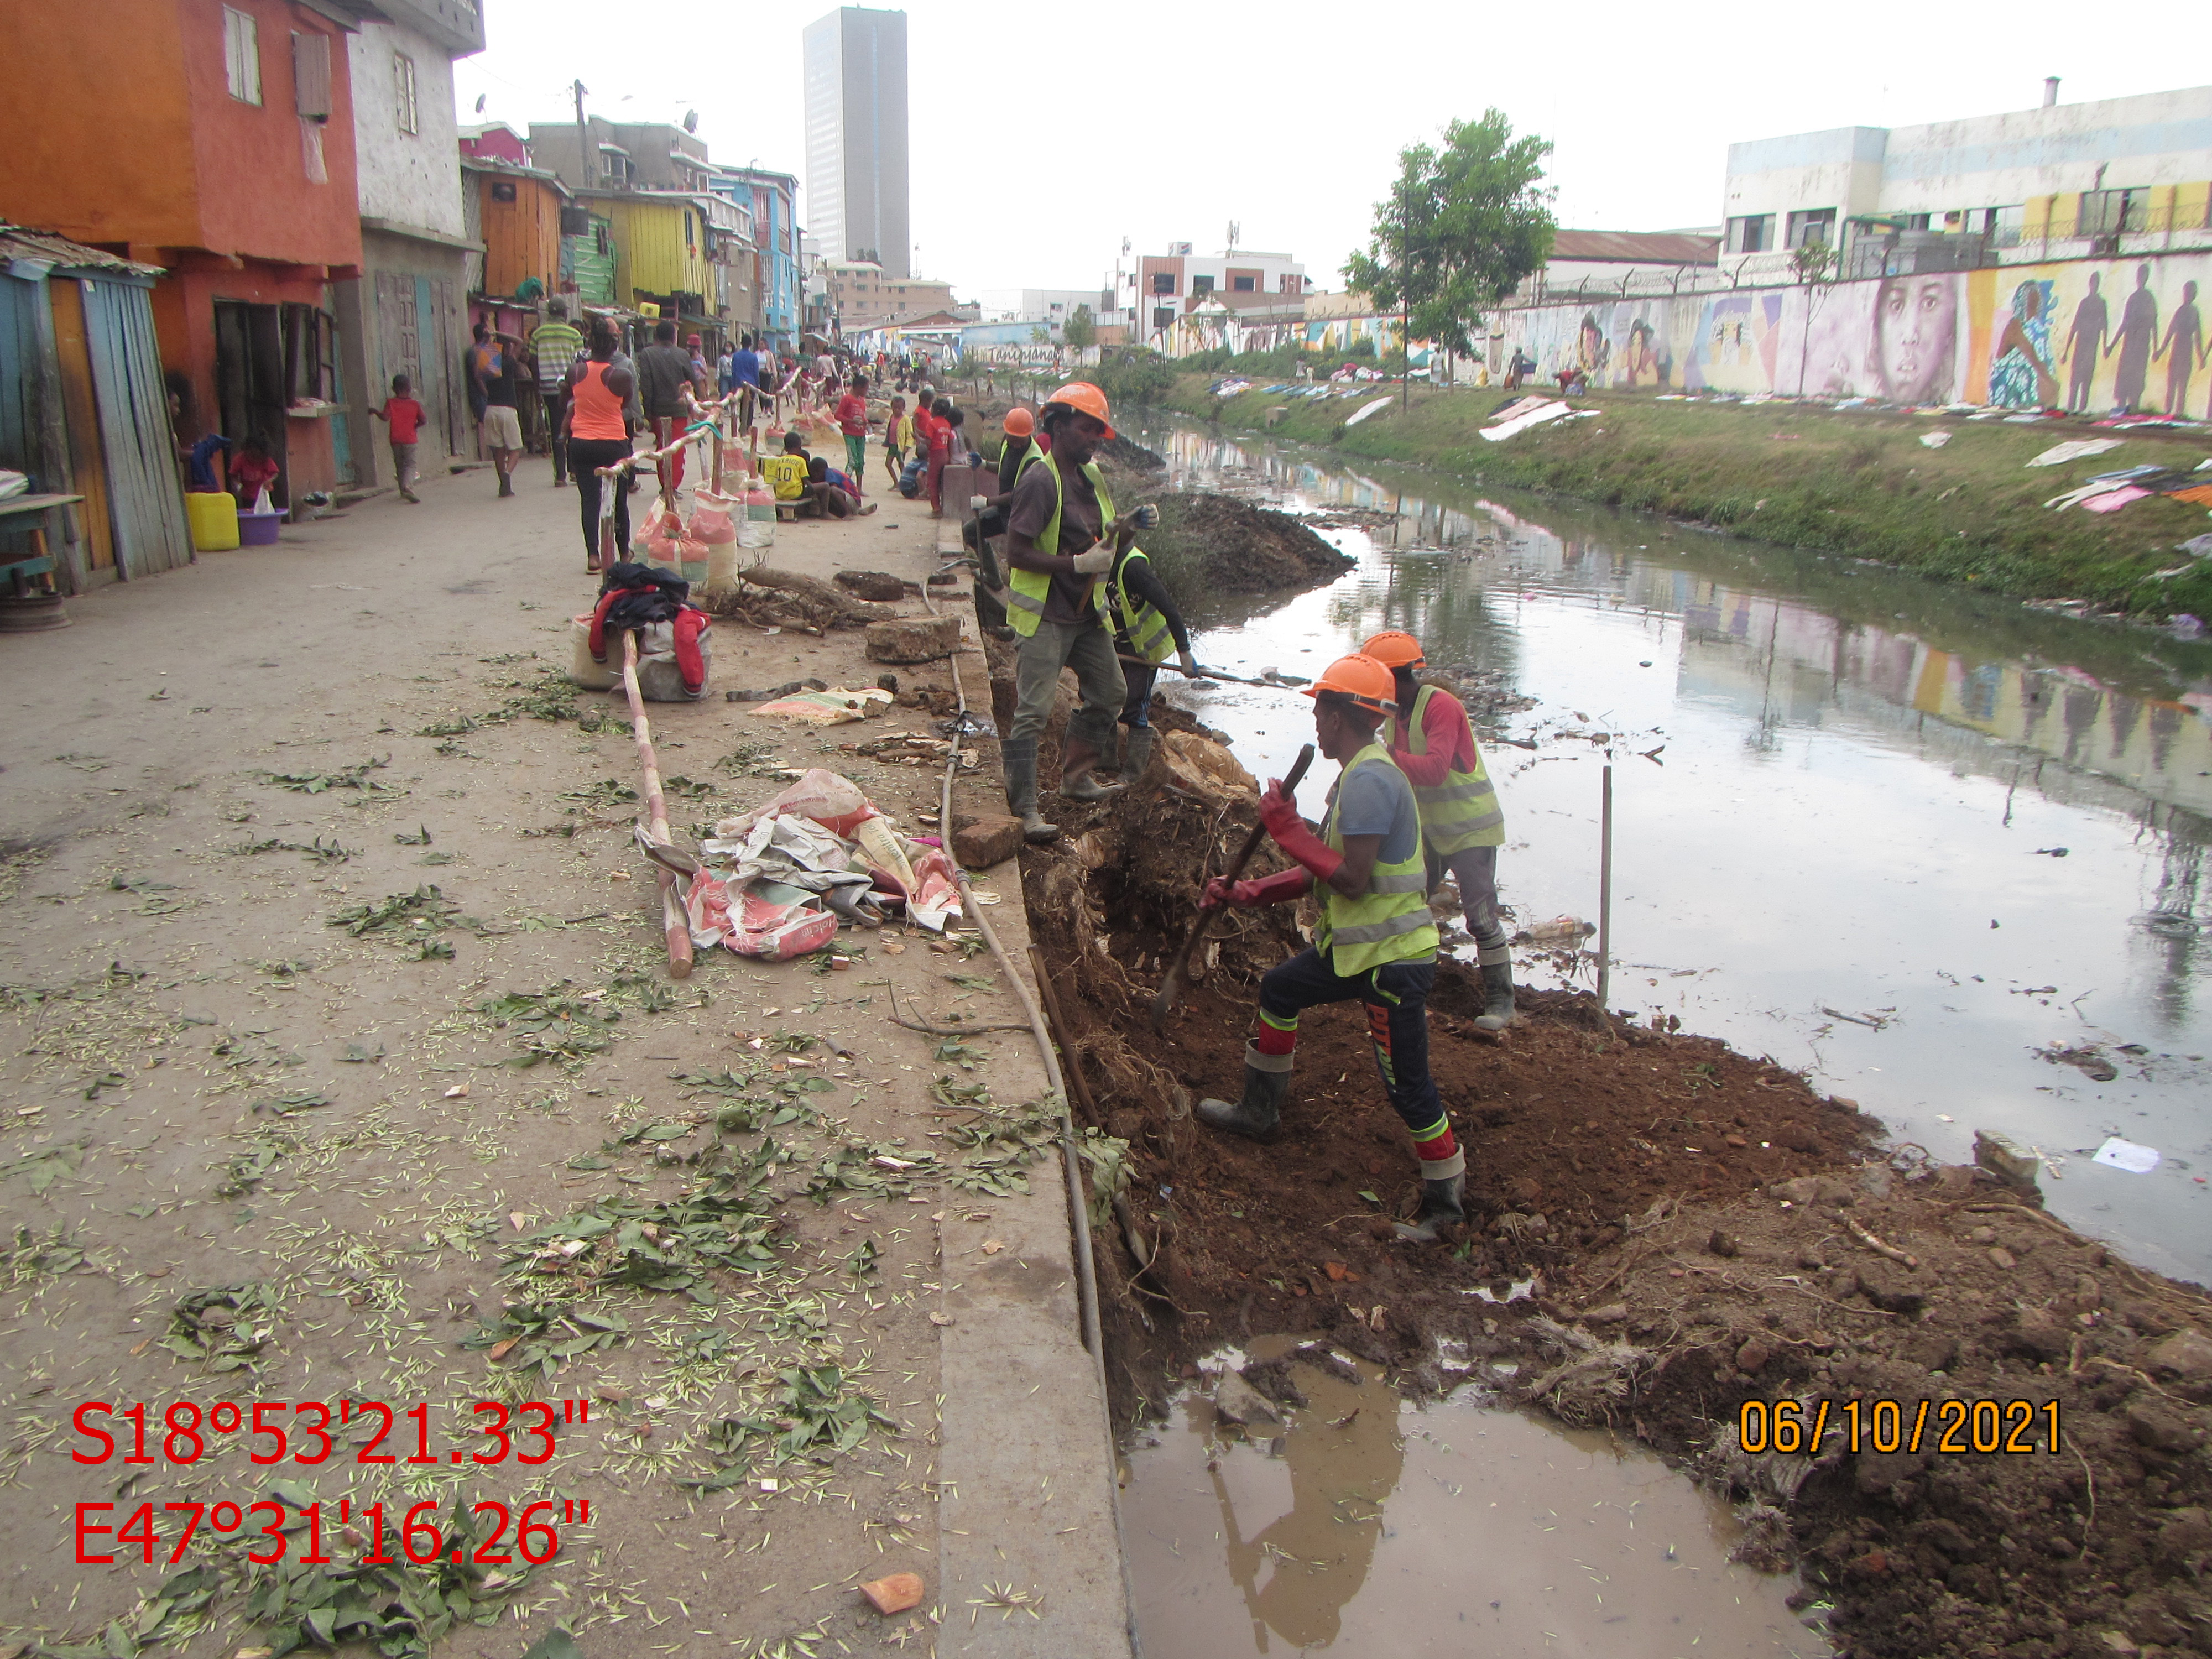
top-left (802, 8), bottom-right (910, 278)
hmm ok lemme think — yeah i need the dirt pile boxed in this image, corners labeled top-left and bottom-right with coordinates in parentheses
top-left (1013, 734), bottom-right (2212, 1659)
top-left (1138, 491), bottom-right (1354, 596)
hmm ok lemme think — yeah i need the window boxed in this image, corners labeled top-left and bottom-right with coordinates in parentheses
top-left (1191, 274), bottom-right (1215, 295)
top-left (685, 211), bottom-right (696, 249)
top-left (223, 6), bottom-right (262, 105)
top-left (393, 52), bottom-right (418, 134)
top-left (1785, 208), bottom-right (1836, 249)
top-left (1150, 272), bottom-right (1175, 295)
top-left (1232, 275), bottom-right (1256, 293)
top-left (1152, 306), bottom-right (1176, 331)
top-left (491, 179), bottom-right (517, 203)
top-left (283, 303), bottom-right (336, 403)
top-left (291, 31), bottom-right (330, 119)
top-left (2079, 187), bottom-right (2146, 238)
top-left (1725, 215), bottom-right (1770, 253)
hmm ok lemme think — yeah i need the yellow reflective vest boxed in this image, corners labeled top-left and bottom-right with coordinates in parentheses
top-left (1006, 453), bottom-right (1113, 638)
top-left (1385, 684), bottom-right (1504, 855)
top-left (1314, 741), bottom-right (1441, 977)
top-left (1108, 548), bottom-right (1175, 665)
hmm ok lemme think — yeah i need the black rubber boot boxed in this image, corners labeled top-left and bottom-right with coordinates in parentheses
top-left (1196, 1054), bottom-right (1291, 1141)
top-left (1394, 1172), bottom-right (1467, 1244)
top-left (1474, 953), bottom-right (1516, 1032)
top-left (1003, 737), bottom-right (1060, 843)
top-left (1120, 725), bottom-right (1156, 781)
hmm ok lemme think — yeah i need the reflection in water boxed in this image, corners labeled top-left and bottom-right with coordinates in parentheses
top-left (1138, 419), bottom-right (2212, 1281)
top-left (1125, 1342), bottom-right (1825, 1656)
top-left (1209, 1363), bottom-right (1402, 1647)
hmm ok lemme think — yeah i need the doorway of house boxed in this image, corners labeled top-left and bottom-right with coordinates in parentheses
top-left (214, 300), bottom-right (286, 507)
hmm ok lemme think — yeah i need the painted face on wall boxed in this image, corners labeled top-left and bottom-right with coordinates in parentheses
top-left (1874, 274), bottom-right (1958, 404)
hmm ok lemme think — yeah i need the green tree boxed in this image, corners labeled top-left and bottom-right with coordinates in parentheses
top-left (1344, 110), bottom-right (1556, 404)
top-left (1063, 303), bottom-right (1097, 351)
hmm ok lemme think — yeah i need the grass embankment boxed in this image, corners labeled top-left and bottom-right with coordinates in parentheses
top-left (1155, 375), bottom-right (2212, 619)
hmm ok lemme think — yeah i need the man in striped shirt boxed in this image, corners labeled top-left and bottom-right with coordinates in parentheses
top-left (530, 299), bottom-right (586, 486)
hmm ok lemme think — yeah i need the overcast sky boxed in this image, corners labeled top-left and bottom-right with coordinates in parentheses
top-left (456, 2), bottom-right (2203, 300)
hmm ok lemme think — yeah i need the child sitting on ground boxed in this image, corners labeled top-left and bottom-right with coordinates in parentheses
top-left (369, 374), bottom-right (426, 503)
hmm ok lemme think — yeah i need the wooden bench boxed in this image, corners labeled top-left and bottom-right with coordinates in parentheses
top-left (0, 493), bottom-right (85, 597)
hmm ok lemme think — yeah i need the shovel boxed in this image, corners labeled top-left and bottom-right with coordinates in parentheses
top-left (1149, 743), bottom-right (1314, 1032)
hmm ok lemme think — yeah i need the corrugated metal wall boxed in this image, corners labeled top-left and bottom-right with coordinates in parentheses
top-left (80, 278), bottom-right (192, 578)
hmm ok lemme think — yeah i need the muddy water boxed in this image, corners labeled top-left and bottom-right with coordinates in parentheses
top-left (1123, 1340), bottom-right (1827, 1656)
top-left (1133, 417), bottom-right (2212, 1285)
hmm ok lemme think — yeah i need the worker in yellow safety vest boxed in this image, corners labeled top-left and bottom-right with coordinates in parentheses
top-left (1104, 536), bottom-right (1199, 780)
top-left (1362, 630), bottom-right (1514, 1031)
top-left (1194, 653), bottom-right (1465, 1244)
top-left (997, 383), bottom-right (1158, 842)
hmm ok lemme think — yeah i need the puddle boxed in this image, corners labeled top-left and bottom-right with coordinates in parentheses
top-left (1123, 1339), bottom-right (1827, 1656)
top-left (1134, 417), bottom-right (2212, 1284)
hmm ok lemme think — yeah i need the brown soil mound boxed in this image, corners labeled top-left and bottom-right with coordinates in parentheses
top-left (1100, 434), bottom-right (1166, 472)
top-left (1012, 731), bottom-right (2212, 1659)
top-left (1146, 492), bottom-right (1353, 594)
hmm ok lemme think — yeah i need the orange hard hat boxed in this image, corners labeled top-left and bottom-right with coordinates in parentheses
top-left (1001, 406), bottom-right (1036, 438)
top-left (1042, 381), bottom-right (1115, 440)
top-left (1360, 630), bottom-right (1425, 670)
top-left (1301, 653), bottom-right (1397, 716)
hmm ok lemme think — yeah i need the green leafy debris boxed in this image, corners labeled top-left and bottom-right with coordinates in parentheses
top-left (163, 1282), bottom-right (280, 1371)
top-left (256, 755), bottom-right (395, 794)
top-left (329, 884), bottom-right (460, 938)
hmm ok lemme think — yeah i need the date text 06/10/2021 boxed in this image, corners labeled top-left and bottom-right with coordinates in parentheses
top-left (1739, 1396), bottom-right (2064, 1457)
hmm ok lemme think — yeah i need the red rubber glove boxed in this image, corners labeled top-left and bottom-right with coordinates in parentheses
top-left (1257, 778), bottom-right (1343, 885)
top-left (1199, 867), bottom-right (1312, 911)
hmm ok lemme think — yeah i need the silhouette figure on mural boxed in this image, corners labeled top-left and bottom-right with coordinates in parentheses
top-left (2154, 279), bottom-right (2205, 416)
top-left (2105, 264), bottom-right (2159, 411)
top-left (2059, 273), bottom-right (2109, 413)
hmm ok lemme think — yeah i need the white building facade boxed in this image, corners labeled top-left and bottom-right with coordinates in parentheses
top-left (1724, 84), bottom-right (2212, 276)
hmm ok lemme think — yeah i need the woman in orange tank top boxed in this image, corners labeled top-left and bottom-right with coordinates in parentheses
top-left (564, 320), bottom-right (637, 572)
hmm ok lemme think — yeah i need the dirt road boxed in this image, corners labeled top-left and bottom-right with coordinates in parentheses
top-left (0, 458), bottom-right (1128, 1657)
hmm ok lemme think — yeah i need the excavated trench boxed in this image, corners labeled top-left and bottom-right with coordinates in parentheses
top-left (990, 660), bottom-right (2212, 1659)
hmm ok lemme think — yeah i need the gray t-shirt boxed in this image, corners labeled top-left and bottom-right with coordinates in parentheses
top-left (1327, 754), bottom-right (1421, 868)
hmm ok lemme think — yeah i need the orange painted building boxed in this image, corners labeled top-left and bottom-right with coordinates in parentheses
top-left (0, 0), bottom-right (371, 507)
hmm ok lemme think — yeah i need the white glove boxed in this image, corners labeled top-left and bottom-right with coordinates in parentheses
top-left (968, 494), bottom-right (989, 511)
top-left (1070, 547), bottom-right (1113, 575)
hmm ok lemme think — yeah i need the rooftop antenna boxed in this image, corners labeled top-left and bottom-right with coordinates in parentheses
top-left (1226, 220), bottom-right (1240, 253)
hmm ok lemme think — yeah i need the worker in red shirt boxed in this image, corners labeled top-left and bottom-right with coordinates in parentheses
top-left (834, 375), bottom-right (871, 495)
top-left (1362, 630), bottom-right (1514, 1030)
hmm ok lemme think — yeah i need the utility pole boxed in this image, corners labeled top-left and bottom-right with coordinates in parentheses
top-left (572, 80), bottom-right (591, 191)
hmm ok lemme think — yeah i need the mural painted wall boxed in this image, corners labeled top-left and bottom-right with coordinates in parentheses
top-left (1491, 250), bottom-right (2212, 414)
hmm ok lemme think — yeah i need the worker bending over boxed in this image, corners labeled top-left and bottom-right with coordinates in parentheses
top-left (1105, 536), bottom-right (1199, 780)
top-left (1362, 630), bottom-right (1514, 1031)
top-left (1196, 653), bottom-right (1463, 1243)
top-left (999, 383), bottom-right (1155, 842)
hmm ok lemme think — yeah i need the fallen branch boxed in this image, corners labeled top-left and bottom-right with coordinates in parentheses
top-left (1842, 1214), bottom-right (1919, 1269)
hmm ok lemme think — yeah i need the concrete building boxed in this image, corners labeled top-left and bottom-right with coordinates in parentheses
top-left (712, 166), bottom-right (801, 351)
top-left (1138, 246), bottom-right (1306, 343)
top-left (529, 118), bottom-right (716, 197)
top-left (338, 0), bottom-right (484, 486)
top-left (975, 287), bottom-right (1116, 337)
top-left (0, 0), bottom-right (387, 510)
top-left (1725, 83), bottom-right (2212, 274)
top-left (1519, 229), bottom-right (1721, 303)
top-left (803, 8), bottom-right (910, 276)
top-left (822, 259), bottom-right (962, 328)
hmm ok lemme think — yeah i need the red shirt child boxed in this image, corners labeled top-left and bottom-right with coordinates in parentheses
top-left (834, 390), bottom-right (868, 437)
top-left (378, 395), bottom-right (425, 445)
top-left (230, 446), bottom-right (280, 502)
